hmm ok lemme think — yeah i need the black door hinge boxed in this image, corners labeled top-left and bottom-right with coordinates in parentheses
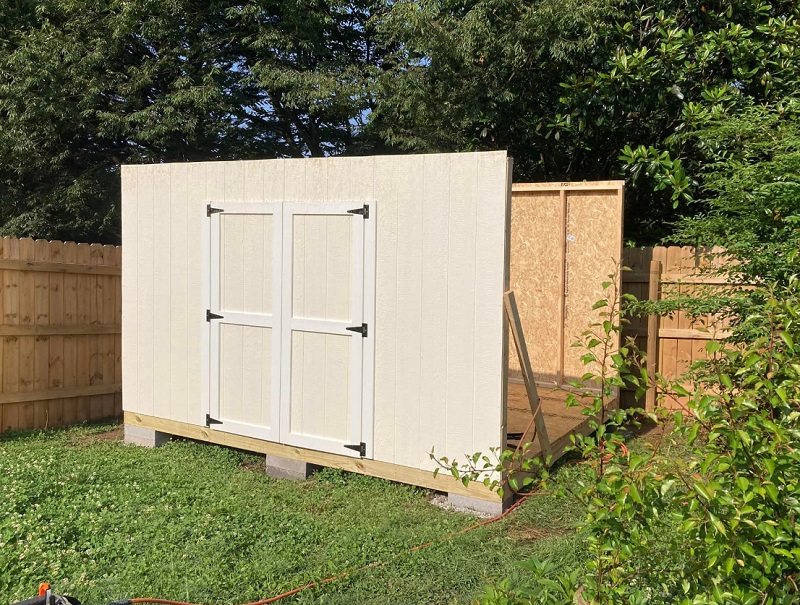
top-left (344, 442), bottom-right (366, 457)
top-left (207, 204), bottom-right (224, 217)
top-left (347, 204), bottom-right (369, 219)
top-left (207, 310), bottom-right (224, 322)
top-left (206, 414), bottom-right (223, 427)
top-left (346, 323), bottom-right (368, 337)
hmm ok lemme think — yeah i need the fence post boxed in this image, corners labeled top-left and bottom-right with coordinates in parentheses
top-left (645, 259), bottom-right (662, 411)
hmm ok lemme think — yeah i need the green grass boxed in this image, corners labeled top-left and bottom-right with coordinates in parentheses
top-left (0, 423), bottom-right (588, 605)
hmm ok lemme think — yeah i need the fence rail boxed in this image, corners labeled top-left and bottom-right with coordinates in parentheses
top-left (0, 237), bottom-right (121, 434)
top-left (621, 245), bottom-right (730, 410)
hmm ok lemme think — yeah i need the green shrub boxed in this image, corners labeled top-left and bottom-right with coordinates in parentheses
top-left (444, 276), bottom-right (800, 604)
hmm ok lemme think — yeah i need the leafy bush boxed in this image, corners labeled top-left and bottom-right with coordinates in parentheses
top-left (670, 286), bottom-right (800, 603)
top-left (443, 272), bottom-right (800, 603)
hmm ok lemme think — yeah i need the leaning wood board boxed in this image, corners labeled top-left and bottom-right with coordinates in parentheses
top-left (509, 182), bottom-right (624, 387)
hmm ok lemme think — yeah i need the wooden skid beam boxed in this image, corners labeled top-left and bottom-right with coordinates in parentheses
top-left (124, 412), bottom-right (500, 503)
top-left (504, 290), bottom-right (552, 460)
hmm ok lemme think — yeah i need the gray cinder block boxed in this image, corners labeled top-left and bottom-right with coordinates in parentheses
top-left (124, 424), bottom-right (171, 447)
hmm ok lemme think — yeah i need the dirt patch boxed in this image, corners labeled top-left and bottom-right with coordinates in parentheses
top-left (239, 460), bottom-right (265, 473)
top-left (631, 418), bottom-right (673, 441)
top-left (507, 524), bottom-right (559, 542)
top-left (69, 426), bottom-right (124, 446)
top-left (428, 494), bottom-right (495, 519)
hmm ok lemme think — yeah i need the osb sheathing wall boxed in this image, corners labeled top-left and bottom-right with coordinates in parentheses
top-left (509, 182), bottom-right (624, 386)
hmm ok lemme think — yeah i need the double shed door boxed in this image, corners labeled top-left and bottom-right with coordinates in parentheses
top-left (207, 202), bottom-right (374, 458)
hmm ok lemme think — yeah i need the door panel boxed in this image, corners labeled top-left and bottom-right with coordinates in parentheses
top-left (290, 330), bottom-right (351, 442)
top-left (280, 203), bottom-right (366, 456)
top-left (209, 203), bottom-right (282, 442)
top-left (219, 323), bottom-right (273, 428)
top-left (220, 213), bottom-right (275, 315)
top-left (292, 214), bottom-right (352, 322)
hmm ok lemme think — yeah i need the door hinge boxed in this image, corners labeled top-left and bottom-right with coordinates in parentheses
top-left (344, 442), bottom-right (366, 457)
top-left (346, 323), bottom-right (368, 337)
top-left (206, 310), bottom-right (224, 322)
top-left (206, 414), bottom-right (223, 427)
top-left (207, 204), bottom-right (224, 217)
top-left (347, 204), bottom-right (369, 219)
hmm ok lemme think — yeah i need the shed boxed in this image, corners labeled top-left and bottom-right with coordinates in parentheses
top-left (121, 152), bottom-right (623, 513)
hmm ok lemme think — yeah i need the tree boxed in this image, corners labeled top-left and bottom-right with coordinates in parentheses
top-left (372, 0), bottom-right (800, 243)
top-left (674, 99), bottom-right (800, 285)
top-left (0, 0), bottom-right (387, 243)
top-left (371, 0), bottom-right (612, 176)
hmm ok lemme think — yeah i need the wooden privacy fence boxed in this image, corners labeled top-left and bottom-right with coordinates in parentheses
top-left (0, 237), bottom-right (121, 434)
top-left (621, 245), bottom-right (730, 410)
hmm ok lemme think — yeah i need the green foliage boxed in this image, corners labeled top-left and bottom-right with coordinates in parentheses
top-left (5, 0), bottom-right (799, 244)
top-left (447, 270), bottom-right (800, 603)
top-left (584, 1), bottom-right (800, 214)
top-left (0, 0), bottom-right (386, 243)
top-left (435, 273), bottom-right (679, 602)
top-left (0, 423), bottom-right (583, 605)
top-left (372, 0), bottom-right (617, 174)
top-left (374, 0), bottom-right (800, 243)
top-left (554, 276), bottom-right (676, 603)
top-left (666, 289), bottom-right (800, 603)
top-left (676, 100), bottom-right (800, 286)
top-left (635, 99), bottom-right (800, 342)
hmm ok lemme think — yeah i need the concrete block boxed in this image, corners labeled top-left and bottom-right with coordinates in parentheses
top-left (447, 492), bottom-right (509, 517)
top-left (265, 453), bottom-right (319, 480)
top-left (124, 424), bottom-right (171, 447)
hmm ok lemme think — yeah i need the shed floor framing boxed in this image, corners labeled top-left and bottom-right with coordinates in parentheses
top-left (506, 382), bottom-right (619, 461)
top-left (126, 380), bottom-right (615, 506)
top-left (123, 411), bottom-right (500, 503)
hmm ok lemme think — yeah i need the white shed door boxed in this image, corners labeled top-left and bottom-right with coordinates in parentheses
top-left (207, 201), bottom-right (374, 459)
top-left (279, 203), bottom-right (370, 457)
top-left (208, 203), bottom-right (283, 442)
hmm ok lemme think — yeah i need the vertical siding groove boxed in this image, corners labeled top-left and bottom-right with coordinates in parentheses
top-left (471, 160), bottom-right (480, 455)
top-left (166, 169), bottom-right (173, 420)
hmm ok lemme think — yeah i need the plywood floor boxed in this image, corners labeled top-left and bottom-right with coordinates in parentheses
top-left (507, 381), bottom-right (617, 461)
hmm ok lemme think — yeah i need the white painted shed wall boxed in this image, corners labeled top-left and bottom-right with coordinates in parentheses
top-left (122, 151), bottom-right (509, 472)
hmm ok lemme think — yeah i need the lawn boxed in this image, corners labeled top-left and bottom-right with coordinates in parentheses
top-left (0, 423), bottom-right (589, 605)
